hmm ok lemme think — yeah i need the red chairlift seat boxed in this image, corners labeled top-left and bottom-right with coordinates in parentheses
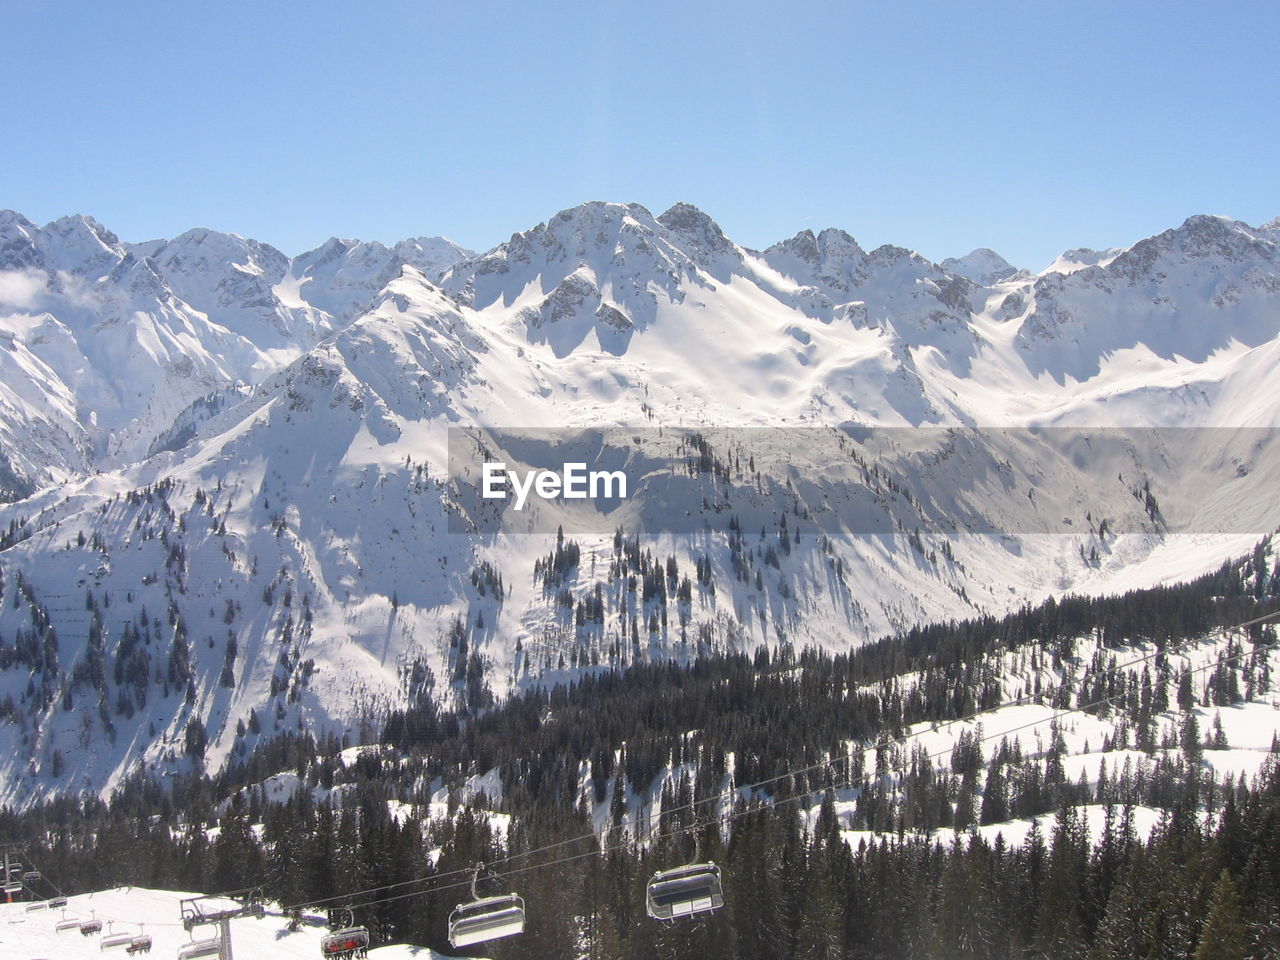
top-left (320, 926), bottom-right (370, 958)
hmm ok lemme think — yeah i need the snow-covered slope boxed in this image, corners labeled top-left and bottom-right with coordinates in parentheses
top-left (0, 202), bottom-right (1278, 808)
top-left (0, 888), bottom-right (471, 960)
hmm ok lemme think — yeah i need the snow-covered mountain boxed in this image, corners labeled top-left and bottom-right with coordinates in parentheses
top-left (0, 211), bottom-right (473, 496)
top-left (0, 201), bottom-right (1278, 808)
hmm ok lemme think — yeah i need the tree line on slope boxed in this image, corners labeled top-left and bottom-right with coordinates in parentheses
top-left (0, 556), bottom-right (1278, 958)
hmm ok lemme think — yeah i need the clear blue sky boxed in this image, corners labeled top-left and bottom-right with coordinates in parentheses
top-left (5, 0), bottom-right (1277, 270)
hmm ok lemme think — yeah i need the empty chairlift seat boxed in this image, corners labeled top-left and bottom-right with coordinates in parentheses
top-left (177, 937), bottom-right (223, 960)
top-left (101, 932), bottom-right (136, 950)
top-left (56, 917), bottom-right (85, 932)
top-left (320, 926), bottom-right (370, 958)
top-left (447, 894), bottom-right (527, 948)
top-left (645, 862), bottom-right (725, 920)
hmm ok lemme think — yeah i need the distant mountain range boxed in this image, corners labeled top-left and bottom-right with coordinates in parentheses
top-left (0, 201), bottom-right (1278, 807)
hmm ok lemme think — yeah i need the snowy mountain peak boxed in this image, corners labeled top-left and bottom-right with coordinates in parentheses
top-left (0, 211), bottom-right (42, 271)
top-left (390, 236), bottom-right (477, 281)
top-left (1108, 215), bottom-right (1276, 283)
top-left (166, 226), bottom-right (289, 269)
top-left (1042, 246), bottom-right (1122, 275)
top-left (773, 228), bottom-right (821, 263)
top-left (306, 235), bottom-right (361, 266)
top-left (155, 228), bottom-right (291, 293)
top-left (941, 247), bottom-right (1019, 285)
top-left (0, 209), bottom-right (37, 234)
top-left (41, 214), bottom-right (123, 276)
top-left (108, 252), bottom-right (173, 301)
top-left (656, 202), bottom-right (738, 260)
top-left (440, 201), bottom-right (689, 316)
top-left (765, 227), bottom-right (868, 268)
top-left (546, 200), bottom-right (653, 230)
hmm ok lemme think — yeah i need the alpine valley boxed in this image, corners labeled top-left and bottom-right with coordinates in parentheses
top-left (1, 201), bottom-right (1280, 815)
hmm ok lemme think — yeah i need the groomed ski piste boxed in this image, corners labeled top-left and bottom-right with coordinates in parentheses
top-left (0, 888), bottom-right (475, 960)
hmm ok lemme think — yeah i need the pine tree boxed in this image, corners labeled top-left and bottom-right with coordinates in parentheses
top-left (1033, 805), bottom-right (1088, 959)
top-left (212, 793), bottom-right (260, 890)
top-left (934, 839), bottom-right (995, 959)
top-left (792, 844), bottom-right (844, 960)
top-left (1195, 870), bottom-right (1249, 960)
top-left (1089, 853), bottom-right (1151, 960)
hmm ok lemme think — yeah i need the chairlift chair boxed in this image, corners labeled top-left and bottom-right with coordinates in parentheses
top-left (320, 926), bottom-right (370, 958)
top-left (101, 926), bottom-right (136, 950)
top-left (447, 864), bottom-right (526, 949)
top-left (645, 861), bottom-right (725, 920)
top-left (49, 896), bottom-right (68, 908)
top-left (3, 881), bottom-right (23, 894)
top-left (176, 936), bottom-right (222, 960)
top-left (56, 916), bottom-right (85, 932)
top-left (448, 895), bottom-right (527, 948)
top-left (80, 918), bottom-right (104, 935)
top-left (126, 935), bottom-right (153, 954)
top-left (25, 899), bottom-right (48, 911)
top-left (23, 870), bottom-right (41, 883)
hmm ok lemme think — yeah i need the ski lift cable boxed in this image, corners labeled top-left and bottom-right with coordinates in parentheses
top-left (11, 848), bottom-right (66, 898)
top-left (333, 623), bottom-right (1280, 920)
top-left (282, 605), bottom-right (1280, 914)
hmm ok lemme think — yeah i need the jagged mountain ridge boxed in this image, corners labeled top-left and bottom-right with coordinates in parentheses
top-left (0, 202), bottom-right (1279, 808)
top-left (0, 210), bottom-right (474, 496)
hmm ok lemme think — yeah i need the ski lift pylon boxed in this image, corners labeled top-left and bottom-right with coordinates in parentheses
top-left (447, 864), bottom-right (526, 949)
top-left (645, 861), bottom-right (725, 920)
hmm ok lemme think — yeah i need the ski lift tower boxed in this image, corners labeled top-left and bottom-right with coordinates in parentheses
top-left (2, 842), bottom-right (27, 902)
top-left (178, 888), bottom-right (266, 960)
